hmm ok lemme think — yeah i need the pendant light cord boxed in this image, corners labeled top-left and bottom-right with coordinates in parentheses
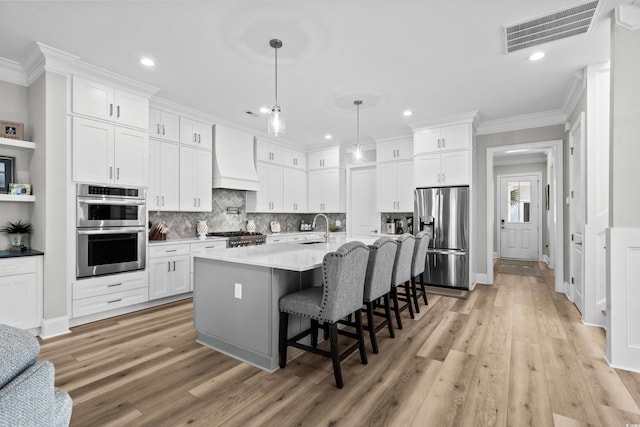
top-left (274, 44), bottom-right (278, 107)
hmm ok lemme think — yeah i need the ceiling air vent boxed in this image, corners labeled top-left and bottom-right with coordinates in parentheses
top-left (503, 0), bottom-right (601, 53)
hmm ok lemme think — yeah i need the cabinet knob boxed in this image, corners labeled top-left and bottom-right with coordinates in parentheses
top-left (162, 124), bottom-right (165, 135)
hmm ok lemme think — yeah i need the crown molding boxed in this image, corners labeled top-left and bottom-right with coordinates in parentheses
top-left (0, 57), bottom-right (28, 86)
top-left (561, 69), bottom-right (586, 118)
top-left (476, 109), bottom-right (566, 135)
top-left (373, 132), bottom-right (413, 144)
top-left (407, 110), bottom-right (480, 131)
top-left (615, 1), bottom-right (640, 30)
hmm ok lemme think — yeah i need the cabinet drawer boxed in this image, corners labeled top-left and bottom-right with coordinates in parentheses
top-left (149, 243), bottom-right (190, 258)
top-left (0, 257), bottom-right (36, 278)
top-left (73, 275), bottom-right (148, 300)
top-left (73, 287), bottom-right (149, 318)
top-left (190, 241), bottom-right (227, 252)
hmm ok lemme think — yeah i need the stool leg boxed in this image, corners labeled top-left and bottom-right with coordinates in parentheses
top-left (421, 272), bottom-right (428, 305)
top-left (355, 309), bottom-right (368, 365)
top-left (391, 287), bottom-right (403, 330)
top-left (411, 276), bottom-right (421, 314)
top-left (328, 323), bottom-right (343, 389)
top-left (383, 294), bottom-right (395, 338)
top-left (311, 319), bottom-right (319, 347)
top-left (404, 281), bottom-right (415, 319)
top-left (279, 311), bottom-right (289, 369)
top-left (365, 302), bottom-right (378, 354)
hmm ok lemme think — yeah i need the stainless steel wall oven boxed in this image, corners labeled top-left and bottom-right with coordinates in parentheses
top-left (76, 184), bottom-right (146, 279)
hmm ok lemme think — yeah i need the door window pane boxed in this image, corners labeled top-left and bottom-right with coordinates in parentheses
top-left (507, 181), bottom-right (531, 223)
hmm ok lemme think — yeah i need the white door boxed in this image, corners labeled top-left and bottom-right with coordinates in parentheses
top-left (499, 174), bottom-right (540, 260)
top-left (570, 116), bottom-right (585, 314)
top-left (350, 166), bottom-right (379, 237)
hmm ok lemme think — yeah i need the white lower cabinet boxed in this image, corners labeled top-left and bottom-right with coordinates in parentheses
top-left (0, 256), bottom-right (42, 330)
top-left (179, 146), bottom-right (212, 212)
top-left (72, 271), bottom-right (148, 318)
top-left (414, 150), bottom-right (470, 187)
top-left (377, 160), bottom-right (414, 212)
top-left (307, 168), bottom-right (345, 212)
top-left (149, 244), bottom-right (190, 300)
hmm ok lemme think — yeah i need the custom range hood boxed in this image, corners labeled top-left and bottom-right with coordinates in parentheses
top-left (212, 124), bottom-right (260, 191)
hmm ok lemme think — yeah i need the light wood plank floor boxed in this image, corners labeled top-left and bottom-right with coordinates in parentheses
top-left (39, 263), bottom-right (640, 426)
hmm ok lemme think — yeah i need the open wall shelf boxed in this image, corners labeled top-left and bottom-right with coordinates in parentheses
top-left (0, 137), bottom-right (36, 150)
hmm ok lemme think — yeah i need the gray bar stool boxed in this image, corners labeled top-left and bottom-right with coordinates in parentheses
top-left (411, 230), bottom-right (431, 312)
top-left (389, 233), bottom-right (416, 329)
top-left (278, 241), bottom-right (370, 389)
top-left (361, 237), bottom-right (397, 354)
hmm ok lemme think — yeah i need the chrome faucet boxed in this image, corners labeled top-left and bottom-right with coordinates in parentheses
top-left (311, 213), bottom-right (330, 242)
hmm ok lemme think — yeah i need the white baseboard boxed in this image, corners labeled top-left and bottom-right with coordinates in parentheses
top-left (474, 273), bottom-right (490, 285)
top-left (493, 251), bottom-right (498, 259)
top-left (542, 254), bottom-right (551, 266)
top-left (564, 282), bottom-right (573, 302)
top-left (40, 316), bottom-right (70, 339)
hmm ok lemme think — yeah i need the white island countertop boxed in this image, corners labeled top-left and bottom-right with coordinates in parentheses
top-left (193, 237), bottom-right (381, 272)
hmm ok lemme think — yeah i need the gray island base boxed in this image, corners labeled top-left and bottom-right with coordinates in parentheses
top-left (193, 255), bottom-right (322, 372)
top-left (192, 239), bottom-right (376, 372)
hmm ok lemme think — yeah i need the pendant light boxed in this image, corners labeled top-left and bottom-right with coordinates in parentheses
top-left (268, 39), bottom-right (285, 136)
top-left (353, 100), bottom-right (363, 162)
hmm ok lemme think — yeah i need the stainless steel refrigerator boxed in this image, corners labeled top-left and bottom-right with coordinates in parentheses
top-left (414, 186), bottom-right (469, 289)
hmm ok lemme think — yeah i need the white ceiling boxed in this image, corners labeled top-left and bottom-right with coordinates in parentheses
top-left (0, 0), bottom-right (626, 148)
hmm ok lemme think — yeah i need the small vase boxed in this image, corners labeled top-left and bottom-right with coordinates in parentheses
top-left (196, 221), bottom-right (208, 240)
top-left (246, 219), bottom-right (256, 233)
top-left (9, 233), bottom-right (28, 251)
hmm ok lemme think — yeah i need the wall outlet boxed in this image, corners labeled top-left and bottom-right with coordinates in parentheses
top-left (234, 283), bottom-right (242, 299)
top-left (335, 220), bottom-right (341, 226)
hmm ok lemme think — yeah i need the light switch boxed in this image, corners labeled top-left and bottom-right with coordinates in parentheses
top-left (234, 283), bottom-right (242, 299)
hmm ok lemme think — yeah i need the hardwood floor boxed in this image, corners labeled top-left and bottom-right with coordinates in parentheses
top-left (39, 263), bottom-right (640, 426)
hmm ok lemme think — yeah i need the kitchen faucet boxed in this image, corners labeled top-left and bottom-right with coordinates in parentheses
top-left (311, 213), bottom-right (329, 242)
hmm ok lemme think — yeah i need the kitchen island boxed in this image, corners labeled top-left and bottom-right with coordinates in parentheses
top-left (192, 238), bottom-right (377, 372)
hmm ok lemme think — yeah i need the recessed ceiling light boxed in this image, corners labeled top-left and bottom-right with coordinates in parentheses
top-left (403, 110), bottom-right (413, 117)
top-left (259, 107), bottom-right (270, 114)
top-left (528, 52), bottom-right (545, 61)
top-left (325, 134), bottom-right (332, 140)
top-left (140, 57), bottom-right (155, 67)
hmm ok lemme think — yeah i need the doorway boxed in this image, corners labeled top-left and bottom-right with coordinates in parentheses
top-left (485, 140), bottom-right (564, 292)
top-left (498, 173), bottom-right (542, 260)
top-left (569, 114), bottom-right (585, 314)
top-left (347, 165), bottom-right (379, 237)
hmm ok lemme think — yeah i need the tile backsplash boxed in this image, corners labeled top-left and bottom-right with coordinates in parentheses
top-left (149, 189), bottom-right (346, 239)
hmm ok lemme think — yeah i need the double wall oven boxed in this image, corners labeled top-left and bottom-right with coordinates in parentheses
top-left (76, 184), bottom-right (146, 279)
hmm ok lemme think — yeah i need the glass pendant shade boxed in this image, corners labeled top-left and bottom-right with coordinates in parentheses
top-left (268, 105), bottom-right (285, 136)
top-left (352, 144), bottom-right (363, 162)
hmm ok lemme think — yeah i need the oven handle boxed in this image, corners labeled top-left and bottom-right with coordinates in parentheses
top-left (78, 198), bottom-right (146, 206)
top-left (77, 227), bottom-right (145, 235)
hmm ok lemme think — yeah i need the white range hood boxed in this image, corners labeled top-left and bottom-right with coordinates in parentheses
top-left (212, 124), bottom-right (259, 191)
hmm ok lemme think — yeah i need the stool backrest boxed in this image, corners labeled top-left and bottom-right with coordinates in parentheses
top-left (364, 237), bottom-right (398, 302)
top-left (391, 233), bottom-right (415, 287)
top-left (320, 241), bottom-right (370, 322)
top-left (411, 230), bottom-right (431, 277)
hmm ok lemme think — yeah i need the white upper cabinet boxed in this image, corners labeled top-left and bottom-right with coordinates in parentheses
top-left (180, 117), bottom-right (212, 150)
top-left (414, 150), bottom-right (470, 187)
top-left (283, 168), bottom-right (307, 212)
top-left (72, 76), bottom-right (148, 130)
top-left (414, 123), bottom-right (471, 154)
top-left (307, 147), bottom-right (341, 170)
top-left (179, 145), bottom-right (212, 212)
top-left (377, 160), bottom-right (414, 212)
top-left (246, 162), bottom-right (284, 212)
top-left (282, 148), bottom-right (306, 169)
top-left (307, 168), bottom-right (345, 212)
top-left (256, 140), bottom-right (283, 164)
top-left (149, 108), bottom-right (180, 142)
top-left (73, 116), bottom-right (148, 186)
top-left (376, 138), bottom-right (413, 162)
top-left (148, 140), bottom-right (180, 211)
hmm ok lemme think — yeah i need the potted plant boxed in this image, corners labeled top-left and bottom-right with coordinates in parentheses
top-left (1, 220), bottom-right (33, 250)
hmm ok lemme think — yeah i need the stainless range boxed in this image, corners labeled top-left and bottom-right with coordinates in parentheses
top-left (206, 231), bottom-right (266, 248)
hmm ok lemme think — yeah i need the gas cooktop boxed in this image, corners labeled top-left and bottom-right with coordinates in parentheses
top-left (206, 231), bottom-right (264, 237)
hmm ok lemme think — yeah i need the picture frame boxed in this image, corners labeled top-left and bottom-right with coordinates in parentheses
top-left (0, 155), bottom-right (15, 194)
top-left (545, 184), bottom-right (550, 211)
top-left (9, 183), bottom-right (31, 196)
